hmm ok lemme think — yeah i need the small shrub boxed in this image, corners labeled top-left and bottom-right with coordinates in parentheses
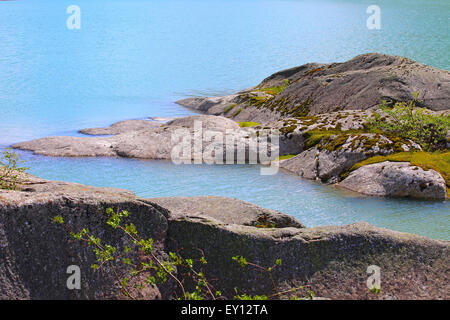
top-left (368, 93), bottom-right (450, 151)
top-left (54, 208), bottom-right (309, 300)
top-left (0, 148), bottom-right (29, 190)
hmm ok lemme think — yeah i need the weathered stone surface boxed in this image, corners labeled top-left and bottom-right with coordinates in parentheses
top-left (0, 173), bottom-right (170, 299)
top-left (280, 147), bottom-right (320, 180)
top-left (339, 161), bottom-right (447, 200)
top-left (280, 134), bottom-right (421, 183)
top-left (165, 115), bottom-right (240, 130)
top-left (177, 53), bottom-right (450, 122)
top-left (150, 196), bottom-right (304, 228)
top-left (12, 136), bottom-right (117, 157)
top-left (168, 217), bottom-right (449, 300)
top-left (13, 115), bottom-right (286, 162)
top-left (1, 174), bottom-right (448, 299)
top-left (176, 94), bottom-right (240, 114)
top-left (177, 91), bottom-right (281, 123)
top-left (12, 115), bottom-right (236, 159)
top-left (79, 120), bottom-right (160, 135)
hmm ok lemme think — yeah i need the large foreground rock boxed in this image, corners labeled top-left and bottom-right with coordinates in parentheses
top-left (177, 53), bottom-right (450, 123)
top-left (339, 161), bottom-right (447, 200)
top-left (150, 196), bottom-right (304, 229)
top-left (0, 173), bottom-right (170, 299)
top-left (0, 174), bottom-right (448, 299)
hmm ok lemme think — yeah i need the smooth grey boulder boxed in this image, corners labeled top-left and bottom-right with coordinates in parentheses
top-left (168, 217), bottom-right (449, 300)
top-left (339, 161), bottom-right (447, 200)
top-left (12, 115), bottom-right (233, 159)
top-left (280, 147), bottom-right (320, 180)
top-left (13, 128), bottom-right (173, 159)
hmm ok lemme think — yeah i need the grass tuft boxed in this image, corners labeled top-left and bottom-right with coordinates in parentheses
top-left (238, 121), bottom-right (260, 128)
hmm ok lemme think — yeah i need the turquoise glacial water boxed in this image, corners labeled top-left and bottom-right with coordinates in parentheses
top-left (0, 0), bottom-right (449, 239)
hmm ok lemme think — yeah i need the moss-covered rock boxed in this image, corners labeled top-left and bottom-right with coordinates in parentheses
top-left (176, 53), bottom-right (450, 121)
top-left (280, 133), bottom-right (422, 183)
top-left (339, 161), bottom-right (447, 199)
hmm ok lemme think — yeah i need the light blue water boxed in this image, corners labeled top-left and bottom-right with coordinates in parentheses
top-left (1, 0), bottom-right (449, 239)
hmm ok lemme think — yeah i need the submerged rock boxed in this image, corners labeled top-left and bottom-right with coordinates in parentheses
top-left (339, 161), bottom-right (447, 200)
top-left (0, 174), bottom-right (448, 299)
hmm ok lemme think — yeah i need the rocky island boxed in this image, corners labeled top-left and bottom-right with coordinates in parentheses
top-left (2, 53), bottom-right (449, 300)
top-left (13, 53), bottom-right (450, 200)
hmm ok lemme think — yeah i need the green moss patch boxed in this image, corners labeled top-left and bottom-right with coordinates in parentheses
top-left (246, 96), bottom-right (269, 108)
top-left (238, 121), bottom-right (260, 128)
top-left (257, 79), bottom-right (290, 96)
top-left (279, 125), bottom-right (297, 135)
top-left (276, 154), bottom-right (296, 161)
top-left (303, 132), bottom-right (332, 149)
top-left (318, 135), bottom-right (350, 152)
top-left (224, 104), bottom-right (237, 114)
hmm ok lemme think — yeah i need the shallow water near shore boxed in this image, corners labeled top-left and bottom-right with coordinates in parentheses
top-left (16, 150), bottom-right (450, 240)
top-left (1, 0), bottom-right (449, 240)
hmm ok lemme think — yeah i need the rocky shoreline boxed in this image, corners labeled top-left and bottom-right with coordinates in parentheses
top-left (0, 173), bottom-right (448, 299)
top-left (2, 52), bottom-right (450, 300)
top-left (12, 53), bottom-right (450, 200)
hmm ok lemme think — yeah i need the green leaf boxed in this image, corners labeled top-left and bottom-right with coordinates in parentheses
top-left (53, 215), bottom-right (64, 224)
